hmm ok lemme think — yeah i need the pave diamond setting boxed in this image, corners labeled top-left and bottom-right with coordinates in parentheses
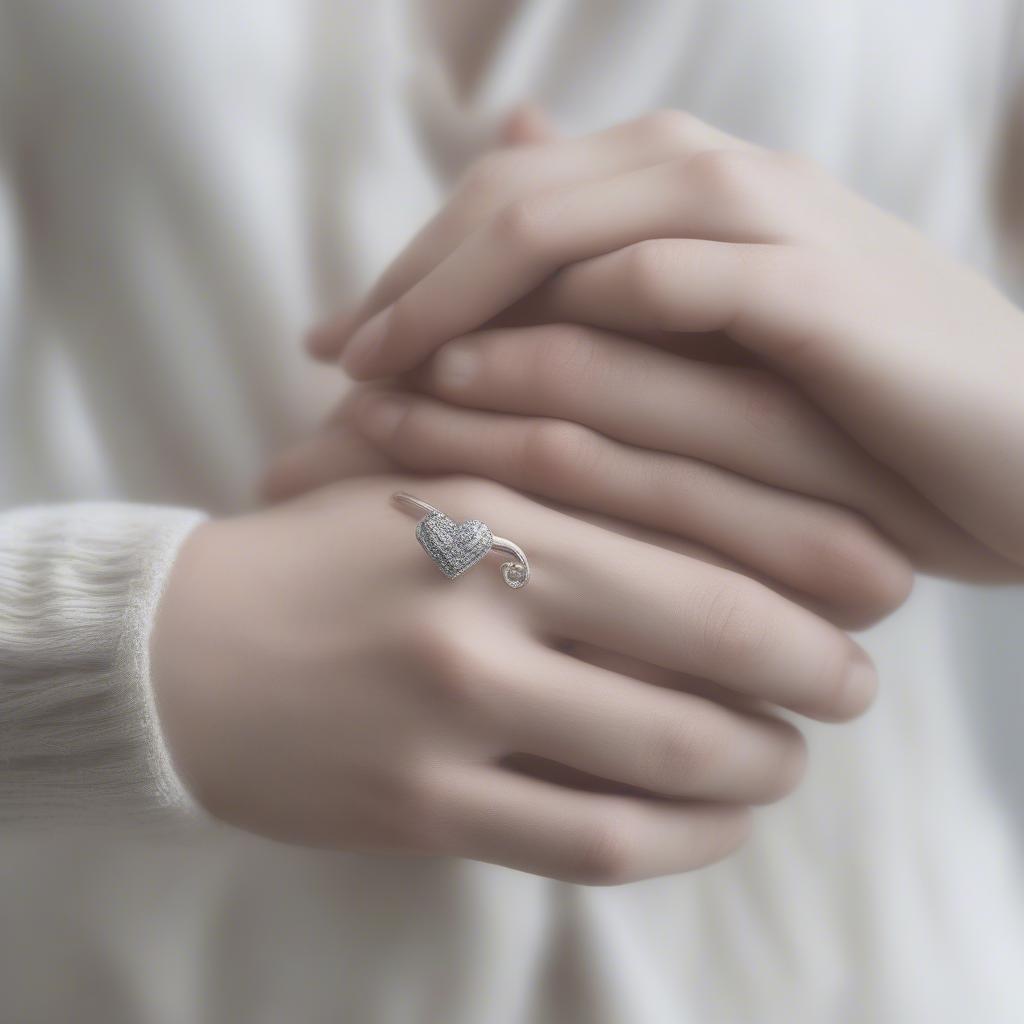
top-left (395, 491), bottom-right (530, 590)
top-left (416, 511), bottom-right (494, 580)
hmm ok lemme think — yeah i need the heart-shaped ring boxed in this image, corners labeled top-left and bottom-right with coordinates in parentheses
top-left (392, 492), bottom-right (530, 589)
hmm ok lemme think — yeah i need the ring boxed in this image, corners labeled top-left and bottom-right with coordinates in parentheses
top-left (391, 492), bottom-right (531, 589)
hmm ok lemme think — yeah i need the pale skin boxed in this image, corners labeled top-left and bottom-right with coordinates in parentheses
top-left (152, 109), bottom-right (1024, 886)
top-left (152, 475), bottom-right (875, 886)
top-left (303, 109), bottom-right (1024, 579)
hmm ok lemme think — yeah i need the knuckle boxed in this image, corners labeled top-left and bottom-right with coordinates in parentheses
top-left (682, 149), bottom-right (781, 225)
top-left (520, 418), bottom-right (600, 493)
top-left (686, 148), bottom-right (765, 193)
top-left (491, 192), bottom-right (561, 253)
top-left (635, 108), bottom-right (703, 151)
top-left (460, 151), bottom-right (523, 203)
top-left (693, 578), bottom-right (773, 668)
top-left (774, 148), bottom-right (825, 180)
top-left (566, 811), bottom-right (641, 886)
top-left (407, 613), bottom-right (491, 709)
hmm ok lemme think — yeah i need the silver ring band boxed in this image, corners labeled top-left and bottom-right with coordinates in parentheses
top-left (391, 491), bottom-right (531, 589)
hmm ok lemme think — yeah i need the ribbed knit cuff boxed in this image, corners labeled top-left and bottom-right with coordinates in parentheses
top-left (0, 503), bottom-right (207, 825)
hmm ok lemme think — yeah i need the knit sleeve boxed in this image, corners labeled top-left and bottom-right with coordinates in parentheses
top-left (0, 503), bottom-right (208, 824)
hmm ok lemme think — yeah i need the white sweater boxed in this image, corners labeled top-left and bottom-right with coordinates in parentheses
top-left (2, 2), bottom-right (1024, 1021)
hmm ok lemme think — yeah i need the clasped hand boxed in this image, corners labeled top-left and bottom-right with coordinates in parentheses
top-left (152, 111), bottom-right (1024, 886)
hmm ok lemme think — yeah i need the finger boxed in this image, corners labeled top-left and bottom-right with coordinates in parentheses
top-left (542, 520), bottom-right (878, 724)
top-left (345, 390), bottom-right (913, 625)
top-left (262, 428), bottom-right (398, 503)
top-left (406, 475), bottom-right (878, 721)
top-left (337, 149), bottom-right (794, 378)
top-left (418, 325), bottom-right (1002, 578)
top-left (483, 643), bottom-right (807, 804)
top-left (440, 764), bottom-right (751, 885)
top-left (487, 240), bottom-right (1024, 578)
top-left (542, 240), bottom-right (1024, 570)
top-left (310, 111), bottom-right (747, 360)
top-left (560, 640), bottom-right (774, 717)
top-left (265, 402), bottom-right (864, 630)
top-left (537, 507), bottom-right (844, 633)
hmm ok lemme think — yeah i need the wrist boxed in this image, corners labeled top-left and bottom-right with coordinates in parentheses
top-left (149, 517), bottom-right (235, 819)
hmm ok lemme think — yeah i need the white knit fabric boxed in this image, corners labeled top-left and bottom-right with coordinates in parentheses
top-left (0, 504), bottom-right (205, 821)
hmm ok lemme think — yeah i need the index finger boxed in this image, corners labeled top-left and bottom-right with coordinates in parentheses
top-left (310, 111), bottom-right (745, 360)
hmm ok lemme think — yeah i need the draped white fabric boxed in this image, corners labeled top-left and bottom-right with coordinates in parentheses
top-left (1, 2), bottom-right (1023, 1020)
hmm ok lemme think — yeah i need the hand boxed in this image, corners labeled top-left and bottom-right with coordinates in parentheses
top-left (150, 475), bottom-right (876, 885)
top-left (266, 365), bottom-right (916, 630)
top-left (310, 111), bottom-right (1024, 575)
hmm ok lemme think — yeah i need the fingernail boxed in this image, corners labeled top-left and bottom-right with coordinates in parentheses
top-left (839, 650), bottom-right (878, 719)
top-left (432, 339), bottom-right (479, 391)
top-left (340, 307), bottom-right (391, 377)
top-left (353, 392), bottom-right (409, 443)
